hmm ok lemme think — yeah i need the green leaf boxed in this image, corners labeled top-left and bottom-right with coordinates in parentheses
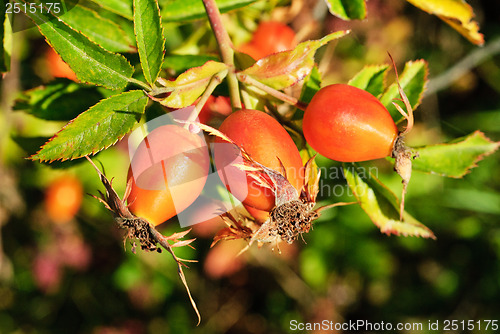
top-left (411, 131), bottom-right (500, 178)
top-left (30, 90), bottom-right (147, 162)
top-left (156, 61), bottom-right (228, 108)
top-left (300, 65), bottom-right (322, 104)
top-left (348, 64), bottom-right (389, 97)
top-left (58, 4), bottom-right (135, 53)
top-left (239, 31), bottom-right (349, 91)
top-left (163, 54), bottom-right (219, 73)
top-left (134, 0), bottom-right (164, 85)
top-left (325, 0), bottom-right (367, 20)
top-left (16, 0), bottom-right (134, 90)
top-left (13, 80), bottom-right (104, 121)
top-left (12, 136), bottom-right (84, 168)
top-left (343, 163), bottom-right (435, 239)
top-left (292, 66), bottom-right (321, 120)
top-left (160, 0), bottom-right (256, 22)
top-left (90, 0), bottom-right (133, 19)
top-left (379, 59), bottom-right (428, 120)
top-left (405, 0), bottom-right (484, 45)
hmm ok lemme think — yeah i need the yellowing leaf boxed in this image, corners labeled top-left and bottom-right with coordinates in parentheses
top-left (239, 31), bottom-right (349, 91)
top-left (406, 0), bottom-right (484, 45)
top-left (156, 61), bottom-right (228, 108)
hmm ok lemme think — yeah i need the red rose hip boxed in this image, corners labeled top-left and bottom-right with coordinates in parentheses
top-left (214, 109), bottom-right (304, 211)
top-left (303, 84), bottom-right (398, 162)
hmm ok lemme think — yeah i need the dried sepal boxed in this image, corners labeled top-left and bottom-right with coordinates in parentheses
top-left (85, 156), bottom-right (201, 324)
top-left (194, 122), bottom-right (352, 249)
top-left (388, 53), bottom-right (417, 221)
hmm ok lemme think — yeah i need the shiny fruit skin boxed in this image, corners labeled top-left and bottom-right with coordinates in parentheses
top-left (239, 21), bottom-right (296, 60)
top-left (215, 109), bottom-right (304, 211)
top-left (45, 175), bottom-right (83, 224)
top-left (303, 84), bottom-right (398, 162)
top-left (46, 47), bottom-right (78, 81)
top-left (127, 125), bottom-right (209, 226)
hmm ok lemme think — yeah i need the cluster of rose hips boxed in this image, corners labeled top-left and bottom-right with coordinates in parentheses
top-left (126, 22), bottom-right (413, 245)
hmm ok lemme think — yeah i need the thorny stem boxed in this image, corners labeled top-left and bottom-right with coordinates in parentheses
top-left (237, 73), bottom-right (308, 111)
top-left (202, 0), bottom-right (242, 110)
top-left (128, 77), bottom-right (153, 92)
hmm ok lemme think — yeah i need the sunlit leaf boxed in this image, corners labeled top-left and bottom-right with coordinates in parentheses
top-left (411, 131), bottom-right (500, 178)
top-left (325, 0), bottom-right (367, 20)
top-left (344, 163), bottom-right (435, 239)
top-left (90, 0), bottom-right (133, 19)
top-left (15, 0), bottom-right (134, 90)
top-left (134, 0), bottom-right (165, 85)
top-left (13, 80), bottom-right (103, 121)
top-left (156, 61), bottom-right (228, 108)
top-left (58, 4), bottom-right (135, 53)
top-left (406, 0), bottom-right (484, 45)
top-left (348, 64), bottom-right (389, 97)
top-left (159, 0), bottom-right (257, 22)
top-left (239, 31), bottom-right (349, 91)
top-left (379, 59), bottom-right (428, 120)
top-left (292, 65), bottom-right (321, 120)
top-left (30, 90), bottom-right (147, 162)
top-left (300, 65), bottom-right (322, 104)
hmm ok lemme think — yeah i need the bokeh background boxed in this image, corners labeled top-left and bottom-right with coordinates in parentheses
top-left (1, 0), bottom-right (500, 333)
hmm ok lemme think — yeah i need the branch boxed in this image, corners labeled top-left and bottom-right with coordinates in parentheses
top-left (202, 0), bottom-right (242, 110)
top-left (427, 36), bottom-right (500, 95)
top-left (237, 73), bottom-right (308, 111)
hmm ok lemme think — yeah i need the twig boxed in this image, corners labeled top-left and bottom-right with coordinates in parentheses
top-left (426, 36), bottom-right (500, 95)
top-left (202, 0), bottom-right (242, 109)
top-left (237, 73), bottom-right (308, 110)
top-left (128, 77), bottom-right (153, 92)
top-left (185, 70), bottom-right (228, 127)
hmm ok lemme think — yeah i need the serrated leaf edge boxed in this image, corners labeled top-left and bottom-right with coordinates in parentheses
top-left (413, 130), bottom-right (500, 178)
top-left (17, 0), bottom-right (135, 90)
top-left (29, 91), bottom-right (146, 162)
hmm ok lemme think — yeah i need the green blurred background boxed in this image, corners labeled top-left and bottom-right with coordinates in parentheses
top-left (1, 0), bottom-right (500, 333)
